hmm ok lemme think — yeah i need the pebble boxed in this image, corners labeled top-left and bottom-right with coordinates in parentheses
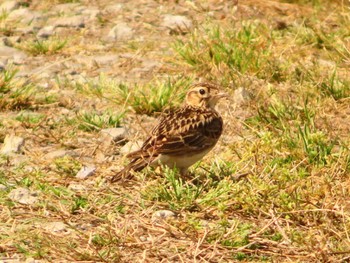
top-left (53, 15), bottom-right (86, 28)
top-left (104, 4), bottom-right (123, 14)
top-left (100, 127), bottom-right (127, 142)
top-left (8, 187), bottom-right (38, 205)
top-left (7, 8), bottom-right (41, 24)
top-left (162, 15), bottom-right (192, 33)
top-left (37, 26), bottom-right (55, 38)
top-left (0, 134), bottom-right (25, 155)
top-left (82, 8), bottom-right (100, 19)
top-left (43, 221), bottom-right (69, 235)
top-left (120, 140), bottom-right (143, 155)
top-left (152, 210), bottom-right (176, 221)
top-left (0, 46), bottom-right (27, 65)
top-left (92, 55), bottom-right (119, 66)
top-left (51, 3), bottom-right (81, 13)
top-left (107, 23), bottom-right (134, 41)
top-left (76, 165), bottom-right (96, 179)
top-left (44, 149), bottom-right (79, 160)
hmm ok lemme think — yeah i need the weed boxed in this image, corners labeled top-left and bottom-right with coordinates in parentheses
top-left (53, 156), bottom-right (81, 178)
top-left (319, 69), bottom-right (350, 100)
top-left (0, 68), bottom-right (35, 110)
top-left (65, 110), bottom-right (124, 132)
top-left (75, 75), bottom-right (191, 115)
top-left (19, 37), bottom-right (67, 55)
top-left (174, 21), bottom-right (283, 81)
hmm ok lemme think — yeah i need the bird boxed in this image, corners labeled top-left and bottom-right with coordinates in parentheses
top-left (110, 83), bottom-right (227, 182)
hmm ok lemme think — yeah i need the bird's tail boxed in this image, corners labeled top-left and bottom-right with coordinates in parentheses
top-left (110, 157), bottom-right (151, 182)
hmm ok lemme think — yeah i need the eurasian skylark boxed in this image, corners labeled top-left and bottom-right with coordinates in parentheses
top-left (111, 83), bottom-right (227, 182)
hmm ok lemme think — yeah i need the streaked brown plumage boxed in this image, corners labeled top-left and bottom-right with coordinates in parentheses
top-left (111, 83), bottom-right (227, 182)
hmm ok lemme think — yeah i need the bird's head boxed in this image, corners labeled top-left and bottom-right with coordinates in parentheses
top-left (185, 83), bottom-right (228, 109)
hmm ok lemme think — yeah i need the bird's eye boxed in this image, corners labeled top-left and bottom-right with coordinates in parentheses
top-left (199, 89), bottom-right (206, 95)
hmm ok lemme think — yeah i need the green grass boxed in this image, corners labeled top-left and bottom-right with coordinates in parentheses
top-left (75, 75), bottom-right (191, 115)
top-left (18, 37), bottom-right (67, 55)
top-left (0, 68), bottom-right (57, 110)
top-left (65, 110), bottom-right (124, 132)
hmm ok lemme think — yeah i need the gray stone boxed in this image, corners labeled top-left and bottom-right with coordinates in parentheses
top-left (152, 210), bottom-right (176, 221)
top-left (82, 8), bottom-right (100, 19)
top-left (44, 149), bottom-right (78, 160)
top-left (53, 15), bottom-right (85, 28)
top-left (68, 183), bottom-right (86, 191)
top-left (0, 1), bottom-right (19, 12)
top-left (92, 55), bottom-right (119, 66)
top-left (15, 26), bottom-right (35, 35)
top-left (104, 4), bottom-right (123, 14)
top-left (162, 15), bottom-right (192, 33)
top-left (107, 23), bottom-right (134, 41)
top-left (0, 46), bottom-right (27, 65)
top-left (100, 127), bottom-right (127, 142)
top-left (37, 26), bottom-right (55, 38)
top-left (141, 59), bottom-right (163, 72)
top-left (120, 140), bottom-right (143, 155)
top-left (25, 257), bottom-right (41, 263)
top-left (43, 221), bottom-right (69, 234)
top-left (8, 187), bottom-right (38, 205)
top-left (0, 134), bottom-right (25, 155)
top-left (7, 8), bottom-right (41, 24)
top-left (51, 3), bottom-right (81, 13)
top-left (76, 165), bottom-right (96, 179)
top-left (10, 153), bottom-right (28, 166)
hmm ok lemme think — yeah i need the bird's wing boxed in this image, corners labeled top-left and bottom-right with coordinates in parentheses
top-left (131, 108), bottom-right (223, 157)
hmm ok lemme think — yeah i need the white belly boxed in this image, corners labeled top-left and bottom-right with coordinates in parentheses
top-left (153, 148), bottom-right (213, 170)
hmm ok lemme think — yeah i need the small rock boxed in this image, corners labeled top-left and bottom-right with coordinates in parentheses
top-left (0, 184), bottom-right (7, 191)
top-left (107, 23), bottom-right (134, 41)
top-left (152, 210), bottom-right (176, 221)
top-left (105, 4), bottom-right (123, 14)
top-left (0, 1), bottom-right (19, 12)
top-left (76, 165), bottom-right (96, 179)
top-left (37, 26), bottom-right (55, 38)
top-left (162, 15), bottom-right (192, 33)
top-left (44, 149), bottom-right (78, 160)
top-left (233, 87), bottom-right (251, 105)
top-left (53, 15), bottom-right (85, 28)
top-left (8, 187), bottom-right (38, 205)
top-left (43, 221), bottom-right (69, 235)
top-left (15, 26), bottom-right (35, 35)
top-left (141, 59), bottom-right (162, 72)
top-left (25, 257), bottom-right (40, 263)
top-left (120, 140), bottom-right (143, 155)
top-left (7, 8), bottom-right (41, 24)
top-left (82, 8), bottom-right (100, 19)
top-left (0, 134), bottom-right (25, 155)
top-left (51, 3), bottom-right (81, 13)
top-left (0, 46), bottom-right (27, 64)
top-left (100, 127), bottom-right (127, 142)
top-left (9, 153), bottom-right (28, 166)
top-left (92, 55), bottom-right (119, 66)
top-left (68, 183), bottom-right (86, 191)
